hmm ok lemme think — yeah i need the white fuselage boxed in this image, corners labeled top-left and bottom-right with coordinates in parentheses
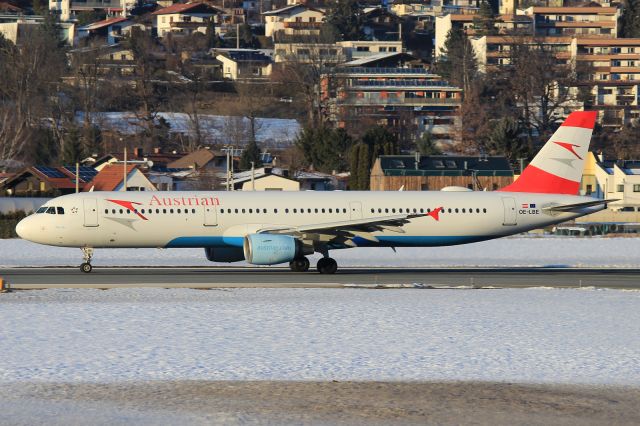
top-left (16, 190), bottom-right (602, 250)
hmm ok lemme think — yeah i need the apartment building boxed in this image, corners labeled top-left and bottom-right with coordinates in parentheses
top-left (323, 57), bottom-right (462, 148)
top-left (0, 15), bottom-right (75, 45)
top-left (49, 0), bottom-right (135, 21)
top-left (435, 12), bottom-right (533, 58)
top-left (572, 38), bottom-right (640, 127)
top-left (471, 35), bottom-right (573, 72)
top-left (527, 6), bottom-right (620, 38)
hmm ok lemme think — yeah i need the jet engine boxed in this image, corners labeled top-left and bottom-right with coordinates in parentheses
top-left (243, 234), bottom-right (310, 265)
top-left (204, 247), bottom-right (245, 263)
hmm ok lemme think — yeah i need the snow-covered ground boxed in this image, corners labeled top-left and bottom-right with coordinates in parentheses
top-left (1, 237), bottom-right (640, 268)
top-left (1, 287), bottom-right (639, 385)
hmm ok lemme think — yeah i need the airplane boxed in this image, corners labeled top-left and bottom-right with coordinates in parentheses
top-left (16, 111), bottom-right (611, 274)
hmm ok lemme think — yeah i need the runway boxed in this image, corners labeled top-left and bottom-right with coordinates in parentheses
top-left (1, 267), bottom-right (639, 289)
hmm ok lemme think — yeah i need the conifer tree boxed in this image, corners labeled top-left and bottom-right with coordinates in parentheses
top-left (473, 0), bottom-right (497, 36)
top-left (622, 0), bottom-right (640, 37)
top-left (436, 27), bottom-right (477, 93)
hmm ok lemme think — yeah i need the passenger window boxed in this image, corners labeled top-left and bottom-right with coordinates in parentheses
top-left (329, 208), bottom-right (333, 213)
top-left (46, 207), bottom-right (56, 214)
top-left (455, 208), bottom-right (459, 213)
top-left (285, 208), bottom-right (289, 213)
top-left (448, 209), bottom-right (452, 213)
top-left (322, 208), bottom-right (325, 213)
top-left (385, 208), bottom-right (389, 213)
top-left (476, 208), bottom-right (480, 213)
top-left (177, 209), bottom-right (181, 213)
top-left (343, 208), bottom-right (347, 213)
top-left (420, 208), bottom-right (424, 213)
top-left (462, 208), bottom-right (465, 213)
top-left (293, 208), bottom-right (297, 213)
top-left (104, 209), bottom-right (108, 214)
top-left (315, 208), bottom-right (318, 213)
top-left (483, 208), bottom-right (487, 213)
top-left (235, 209), bottom-right (238, 213)
top-left (156, 209), bottom-right (160, 214)
top-left (274, 209), bottom-right (278, 213)
top-left (249, 209), bottom-right (253, 213)
top-left (163, 209), bottom-right (167, 214)
top-left (263, 209), bottom-right (267, 213)
top-left (192, 209), bottom-right (196, 213)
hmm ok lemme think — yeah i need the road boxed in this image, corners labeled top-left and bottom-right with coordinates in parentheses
top-left (1, 267), bottom-right (639, 289)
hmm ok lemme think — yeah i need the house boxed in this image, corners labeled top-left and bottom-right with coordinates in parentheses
top-left (86, 164), bottom-right (157, 191)
top-left (370, 155), bottom-right (514, 191)
top-left (0, 166), bottom-right (96, 197)
top-left (152, 2), bottom-right (222, 38)
top-left (361, 6), bottom-right (402, 41)
top-left (263, 3), bottom-right (325, 40)
top-left (77, 16), bottom-right (145, 45)
top-left (213, 48), bottom-right (273, 80)
top-left (167, 148), bottom-right (217, 170)
top-left (0, 15), bottom-right (75, 45)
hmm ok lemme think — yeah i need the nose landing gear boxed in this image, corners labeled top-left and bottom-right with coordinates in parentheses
top-left (80, 247), bottom-right (94, 273)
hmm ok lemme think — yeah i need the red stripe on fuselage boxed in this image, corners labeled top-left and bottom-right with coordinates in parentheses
top-left (560, 111), bottom-right (597, 129)
top-left (498, 165), bottom-right (579, 195)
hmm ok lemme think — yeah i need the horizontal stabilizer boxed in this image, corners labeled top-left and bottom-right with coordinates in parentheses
top-left (543, 199), bottom-right (617, 213)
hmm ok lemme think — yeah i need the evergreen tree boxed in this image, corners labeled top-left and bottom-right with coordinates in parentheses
top-left (416, 131), bottom-right (441, 155)
top-left (348, 126), bottom-right (398, 190)
top-left (239, 139), bottom-right (262, 170)
top-left (484, 117), bottom-right (529, 160)
top-left (62, 127), bottom-right (85, 164)
top-left (324, 0), bottom-right (365, 41)
top-left (622, 0), bottom-right (640, 37)
top-left (473, 0), bottom-right (497, 36)
top-left (295, 126), bottom-right (354, 173)
top-left (436, 27), bottom-right (477, 93)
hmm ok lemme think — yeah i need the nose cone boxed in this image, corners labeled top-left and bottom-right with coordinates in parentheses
top-left (15, 217), bottom-right (32, 241)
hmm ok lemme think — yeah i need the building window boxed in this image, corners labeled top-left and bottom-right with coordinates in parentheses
top-left (618, 184), bottom-right (624, 192)
top-left (634, 184), bottom-right (640, 192)
top-left (586, 184), bottom-right (593, 194)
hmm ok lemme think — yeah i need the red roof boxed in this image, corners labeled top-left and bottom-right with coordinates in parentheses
top-left (88, 164), bottom-right (137, 191)
top-left (152, 2), bottom-right (219, 15)
top-left (85, 16), bottom-right (128, 31)
top-left (0, 2), bottom-right (23, 12)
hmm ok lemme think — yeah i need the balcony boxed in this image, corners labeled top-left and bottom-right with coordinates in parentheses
top-left (348, 79), bottom-right (459, 90)
top-left (282, 21), bottom-right (323, 30)
top-left (338, 96), bottom-right (460, 106)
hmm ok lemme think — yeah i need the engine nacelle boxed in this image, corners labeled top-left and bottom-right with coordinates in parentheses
top-left (243, 234), bottom-right (304, 265)
top-left (204, 247), bottom-right (245, 263)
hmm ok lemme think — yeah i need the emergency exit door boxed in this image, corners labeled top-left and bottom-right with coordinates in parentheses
top-left (502, 197), bottom-right (517, 226)
top-left (203, 205), bottom-right (218, 226)
top-left (349, 202), bottom-right (362, 220)
top-left (83, 198), bottom-right (99, 227)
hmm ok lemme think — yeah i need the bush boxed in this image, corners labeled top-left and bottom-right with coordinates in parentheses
top-left (0, 212), bottom-right (27, 238)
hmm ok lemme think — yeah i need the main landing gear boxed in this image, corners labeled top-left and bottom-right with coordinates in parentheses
top-left (316, 257), bottom-right (338, 274)
top-left (288, 255), bottom-right (338, 274)
top-left (80, 247), bottom-right (94, 273)
top-left (289, 257), bottom-right (310, 272)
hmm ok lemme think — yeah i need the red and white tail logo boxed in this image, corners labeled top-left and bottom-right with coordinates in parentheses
top-left (499, 111), bottom-right (597, 195)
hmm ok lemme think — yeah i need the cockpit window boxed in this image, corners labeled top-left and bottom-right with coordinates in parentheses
top-left (46, 207), bottom-right (56, 214)
top-left (56, 207), bottom-right (64, 215)
top-left (36, 207), bottom-right (47, 213)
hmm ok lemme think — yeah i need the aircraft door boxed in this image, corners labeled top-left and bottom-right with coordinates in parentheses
top-left (349, 201), bottom-right (362, 220)
top-left (203, 204), bottom-right (218, 226)
top-left (501, 197), bottom-right (517, 226)
top-left (83, 198), bottom-right (99, 227)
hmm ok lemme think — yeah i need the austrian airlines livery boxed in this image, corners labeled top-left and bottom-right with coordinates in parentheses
top-left (16, 111), bottom-right (610, 274)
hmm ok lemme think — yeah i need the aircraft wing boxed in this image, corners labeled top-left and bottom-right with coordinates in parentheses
top-left (257, 213), bottom-right (425, 245)
top-left (543, 199), bottom-right (618, 213)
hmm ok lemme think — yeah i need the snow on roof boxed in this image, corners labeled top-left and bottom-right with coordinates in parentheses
top-left (83, 16), bottom-right (128, 31)
top-left (262, 3), bottom-right (324, 16)
top-left (152, 2), bottom-right (221, 15)
top-left (76, 112), bottom-right (301, 148)
top-left (341, 51), bottom-right (408, 66)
